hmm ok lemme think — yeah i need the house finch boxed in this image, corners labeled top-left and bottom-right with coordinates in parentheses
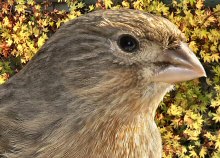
top-left (0, 9), bottom-right (206, 158)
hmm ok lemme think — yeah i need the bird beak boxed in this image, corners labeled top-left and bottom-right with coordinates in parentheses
top-left (153, 42), bottom-right (206, 83)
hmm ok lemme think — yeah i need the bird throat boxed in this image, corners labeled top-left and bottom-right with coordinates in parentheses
top-left (103, 113), bottom-right (162, 158)
top-left (31, 82), bottom-right (172, 158)
top-left (77, 82), bottom-right (172, 158)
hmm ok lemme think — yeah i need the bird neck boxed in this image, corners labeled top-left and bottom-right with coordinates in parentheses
top-left (87, 83), bottom-right (171, 158)
top-left (33, 78), bottom-right (172, 157)
top-left (102, 113), bottom-right (162, 158)
top-left (72, 78), bottom-right (173, 157)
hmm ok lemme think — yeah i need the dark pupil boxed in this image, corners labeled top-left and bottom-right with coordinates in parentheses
top-left (119, 35), bottom-right (138, 52)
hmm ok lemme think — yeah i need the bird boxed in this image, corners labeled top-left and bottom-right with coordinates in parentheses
top-left (0, 9), bottom-right (206, 158)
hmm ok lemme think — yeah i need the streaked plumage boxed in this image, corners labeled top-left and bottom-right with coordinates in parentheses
top-left (0, 9), bottom-right (205, 158)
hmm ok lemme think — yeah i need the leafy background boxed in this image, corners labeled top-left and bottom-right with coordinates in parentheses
top-left (0, 0), bottom-right (220, 157)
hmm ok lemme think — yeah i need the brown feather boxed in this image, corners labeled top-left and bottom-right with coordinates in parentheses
top-left (0, 9), bottom-right (193, 158)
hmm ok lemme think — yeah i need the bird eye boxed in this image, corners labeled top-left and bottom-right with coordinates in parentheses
top-left (118, 34), bottom-right (139, 53)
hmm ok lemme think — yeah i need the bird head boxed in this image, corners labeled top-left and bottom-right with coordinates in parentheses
top-left (33, 9), bottom-right (206, 118)
top-left (93, 9), bottom-right (206, 84)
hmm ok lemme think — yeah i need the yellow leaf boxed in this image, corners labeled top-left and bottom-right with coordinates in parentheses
top-left (0, 74), bottom-right (7, 84)
top-left (16, 0), bottom-right (25, 5)
top-left (42, 19), bottom-right (48, 27)
top-left (21, 58), bottom-right (27, 63)
top-left (37, 37), bottom-right (45, 48)
top-left (199, 147), bottom-right (207, 158)
top-left (68, 13), bottom-right (77, 20)
top-left (8, 0), bottom-right (14, 5)
top-left (200, 30), bottom-right (208, 39)
top-left (189, 41), bottom-right (199, 53)
top-left (214, 4), bottom-right (220, 12)
top-left (77, 2), bottom-right (84, 8)
top-left (133, 1), bottom-right (141, 10)
top-left (213, 112), bottom-right (220, 123)
top-left (167, 104), bottom-right (183, 117)
top-left (3, 17), bottom-right (10, 26)
top-left (211, 53), bottom-right (220, 62)
top-left (37, 34), bottom-right (48, 48)
top-left (215, 137), bottom-right (220, 149)
top-left (196, 0), bottom-right (203, 9)
top-left (15, 4), bottom-right (27, 14)
top-left (89, 5), bottom-right (95, 12)
top-left (75, 11), bottom-right (81, 17)
top-left (104, 0), bottom-right (113, 8)
top-left (49, 21), bottom-right (54, 27)
top-left (33, 27), bottom-right (40, 37)
top-left (27, 0), bottom-right (35, 5)
top-left (56, 20), bottom-right (62, 28)
top-left (204, 132), bottom-right (216, 140)
top-left (210, 45), bottom-right (217, 52)
top-left (13, 22), bottom-right (21, 32)
top-left (203, 53), bottom-right (212, 63)
top-left (12, 34), bottom-right (20, 44)
top-left (211, 99), bottom-right (220, 108)
top-left (189, 150), bottom-right (197, 157)
top-left (122, 1), bottom-right (130, 8)
top-left (6, 39), bottom-right (13, 46)
top-left (35, 5), bottom-right (41, 10)
top-left (17, 44), bottom-right (23, 53)
top-left (208, 16), bottom-right (216, 23)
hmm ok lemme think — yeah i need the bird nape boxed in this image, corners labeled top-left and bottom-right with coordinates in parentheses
top-left (0, 9), bottom-right (206, 158)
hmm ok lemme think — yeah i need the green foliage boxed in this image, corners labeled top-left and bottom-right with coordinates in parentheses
top-left (1, 0), bottom-right (220, 157)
